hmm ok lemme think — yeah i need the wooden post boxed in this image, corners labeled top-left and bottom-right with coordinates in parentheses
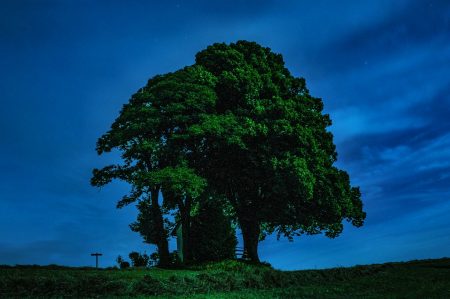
top-left (90, 253), bottom-right (103, 268)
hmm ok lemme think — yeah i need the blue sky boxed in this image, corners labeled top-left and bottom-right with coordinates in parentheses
top-left (1, 0), bottom-right (449, 270)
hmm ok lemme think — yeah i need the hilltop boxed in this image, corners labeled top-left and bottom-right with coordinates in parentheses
top-left (1, 258), bottom-right (449, 298)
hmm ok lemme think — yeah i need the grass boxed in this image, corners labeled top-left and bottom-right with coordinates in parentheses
top-left (1, 258), bottom-right (449, 298)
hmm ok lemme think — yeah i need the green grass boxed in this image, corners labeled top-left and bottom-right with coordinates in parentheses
top-left (1, 258), bottom-right (449, 298)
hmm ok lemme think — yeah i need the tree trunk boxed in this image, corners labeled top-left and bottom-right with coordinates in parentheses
top-left (157, 239), bottom-right (170, 266)
top-left (151, 187), bottom-right (170, 267)
top-left (239, 213), bottom-right (260, 263)
top-left (180, 197), bottom-right (192, 263)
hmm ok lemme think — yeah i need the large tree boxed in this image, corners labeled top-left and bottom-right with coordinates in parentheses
top-left (92, 40), bottom-right (366, 265)
top-left (91, 65), bottom-right (215, 265)
top-left (190, 41), bottom-right (366, 262)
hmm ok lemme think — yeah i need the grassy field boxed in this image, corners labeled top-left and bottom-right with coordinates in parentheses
top-left (1, 258), bottom-right (449, 298)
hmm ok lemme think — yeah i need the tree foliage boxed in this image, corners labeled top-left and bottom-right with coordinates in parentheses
top-left (92, 40), bottom-right (366, 264)
top-left (91, 66), bottom-right (216, 264)
top-left (129, 251), bottom-right (150, 267)
top-left (190, 41), bottom-right (366, 261)
top-left (129, 197), bottom-right (171, 245)
top-left (190, 197), bottom-right (237, 262)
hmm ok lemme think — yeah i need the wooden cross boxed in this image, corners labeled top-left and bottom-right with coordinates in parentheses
top-left (90, 253), bottom-right (103, 268)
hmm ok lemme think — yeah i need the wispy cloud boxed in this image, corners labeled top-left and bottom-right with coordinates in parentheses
top-left (0, 0), bottom-right (449, 269)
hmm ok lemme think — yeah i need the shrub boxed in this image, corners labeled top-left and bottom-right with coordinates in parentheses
top-left (129, 251), bottom-right (150, 267)
top-left (190, 198), bottom-right (237, 263)
top-left (116, 255), bottom-right (130, 269)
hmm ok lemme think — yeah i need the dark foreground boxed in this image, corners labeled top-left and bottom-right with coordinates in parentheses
top-left (1, 258), bottom-right (449, 298)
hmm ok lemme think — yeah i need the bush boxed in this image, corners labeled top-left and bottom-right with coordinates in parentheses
top-left (129, 251), bottom-right (150, 267)
top-left (116, 255), bottom-right (130, 269)
top-left (190, 198), bottom-right (237, 263)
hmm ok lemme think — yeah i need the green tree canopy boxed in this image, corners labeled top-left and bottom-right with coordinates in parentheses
top-left (190, 41), bottom-right (366, 262)
top-left (92, 40), bottom-right (366, 264)
top-left (91, 66), bottom-right (216, 265)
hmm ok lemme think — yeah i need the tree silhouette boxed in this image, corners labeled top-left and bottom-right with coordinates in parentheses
top-left (92, 40), bottom-right (366, 264)
top-left (191, 41), bottom-right (366, 262)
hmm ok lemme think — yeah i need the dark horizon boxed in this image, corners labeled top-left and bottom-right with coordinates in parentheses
top-left (1, 0), bottom-right (449, 270)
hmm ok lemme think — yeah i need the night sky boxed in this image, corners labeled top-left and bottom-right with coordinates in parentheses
top-left (1, 0), bottom-right (449, 270)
